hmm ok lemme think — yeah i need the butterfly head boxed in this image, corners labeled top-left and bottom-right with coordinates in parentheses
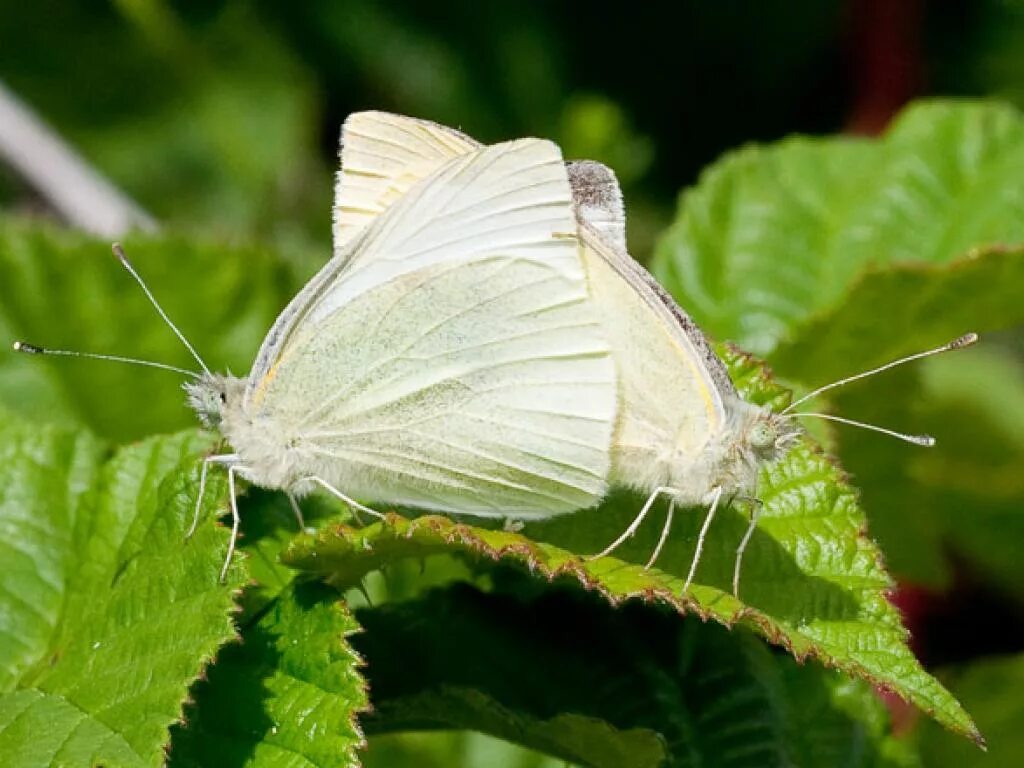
top-left (693, 399), bottom-right (800, 503)
top-left (185, 373), bottom-right (245, 430)
top-left (736, 405), bottom-right (800, 466)
top-left (747, 410), bottom-right (800, 458)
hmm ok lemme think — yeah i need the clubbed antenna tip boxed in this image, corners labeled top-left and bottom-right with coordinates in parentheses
top-left (947, 332), bottom-right (979, 350)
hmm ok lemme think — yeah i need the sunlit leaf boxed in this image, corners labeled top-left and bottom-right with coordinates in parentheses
top-left (653, 100), bottom-right (1024, 359)
top-left (169, 581), bottom-right (368, 768)
top-left (0, 417), bottom-right (244, 766)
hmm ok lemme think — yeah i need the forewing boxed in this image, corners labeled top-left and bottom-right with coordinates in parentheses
top-left (250, 139), bottom-right (616, 515)
top-left (248, 114), bottom-right (480, 389)
top-left (333, 111), bottom-right (479, 250)
top-left (249, 137), bottom-right (564, 389)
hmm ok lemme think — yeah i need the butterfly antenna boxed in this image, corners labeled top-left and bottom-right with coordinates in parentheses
top-left (12, 341), bottom-right (200, 378)
top-left (112, 242), bottom-right (211, 375)
top-left (786, 411), bottom-right (935, 446)
top-left (782, 333), bottom-right (978, 415)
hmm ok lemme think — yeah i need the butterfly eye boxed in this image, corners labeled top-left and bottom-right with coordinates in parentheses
top-left (749, 422), bottom-right (776, 450)
top-left (219, 391), bottom-right (227, 404)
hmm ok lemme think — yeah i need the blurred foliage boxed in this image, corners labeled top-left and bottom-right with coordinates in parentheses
top-left (916, 652), bottom-right (1024, 768)
top-left (3, 0), bottom-right (1023, 256)
top-left (2, 1), bottom-right (1024, 765)
top-left (0, 220), bottom-right (291, 440)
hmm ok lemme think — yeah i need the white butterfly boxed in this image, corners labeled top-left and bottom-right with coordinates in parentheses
top-left (17, 137), bottom-right (619, 581)
top-left (16, 113), bottom-right (970, 591)
top-left (327, 112), bottom-right (970, 597)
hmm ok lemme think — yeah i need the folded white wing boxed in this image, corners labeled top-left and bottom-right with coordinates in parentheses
top-left (247, 139), bottom-right (616, 516)
top-left (326, 113), bottom-right (734, 489)
top-left (334, 111), bottom-right (480, 250)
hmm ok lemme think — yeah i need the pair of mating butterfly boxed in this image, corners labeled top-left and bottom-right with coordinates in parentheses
top-left (16, 112), bottom-right (976, 592)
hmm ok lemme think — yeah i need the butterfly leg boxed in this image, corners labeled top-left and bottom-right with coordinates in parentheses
top-left (187, 458), bottom-right (211, 539)
top-left (644, 493), bottom-right (678, 570)
top-left (683, 486), bottom-right (724, 593)
top-left (219, 464), bottom-right (242, 584)
top-left (188, 453), bottom-right (240, 539)
top-left (590, 485), bottom-right (674, 561)
top-left (286, 492), bottom-right (307, 532)
top-left (732, 498), bottom-right (764, 598)
top-left (309, 476), bottom-right (385, 524)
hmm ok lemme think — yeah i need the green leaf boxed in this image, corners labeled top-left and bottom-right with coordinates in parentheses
top-left (652, 100), bottom-right (1024, 359)
top-left (773, 245), bottom-right (1024, 385)
top-left (0, 690), bottom-right (146, 767)
top-left (0, 415), bottom-right (245, 766)
top-left (0, 411), bottom-right (106, 691)
top-left (284, 347), bottom-right (980, 745)
top-left (169, 581), bottom-right (369, 768)
top-left (229, 488), bottom-right (355, 623)
top-left (913, 347), bottom-right (1024, 597)
top-left (916, 652), bottom-right (1024, 768)
top-left (352, 581), bottom-right (917, 768)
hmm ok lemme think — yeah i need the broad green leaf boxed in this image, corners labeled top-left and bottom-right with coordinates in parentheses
top-left (0, 416), bottom-right (246, 766)
top-left (285, 348), bottom-right (980, 744)
top-left (351, 581), bottom-right (917, 768)
top-left (169, 581), bottom-right (369, 768)
top-left (0, 411), bottom-right (105, 691)
top-left (823, 366), bottom-right (952, 587)
top-left (916, 652), bottom-right (1024, 768)
top-left (0, 218), bottom-right (288, 441)
top-left (773, 245), bottom-right (1024, 385)
top-left (0, 690), bottom-right (145, 767)
top-left (653, 100), bottom-right (1024, 359)
top-left (231, 488), bottom-right (355, 622)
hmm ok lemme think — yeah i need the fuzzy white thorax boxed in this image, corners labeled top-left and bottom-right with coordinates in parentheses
top-left (185, 373), bottom-right (314, 494)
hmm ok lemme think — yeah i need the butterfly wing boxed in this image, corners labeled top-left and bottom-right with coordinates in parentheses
top-left (334, 111), bottom-right (481, 250)
top-left (576, 226), bottom-right (732, 487)
top-left (561, 159), bottom-right (734, 485)
top-left (246, 139), bottom-right (616, 517)
top-left (330, 113), bottom-right (734, 487)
